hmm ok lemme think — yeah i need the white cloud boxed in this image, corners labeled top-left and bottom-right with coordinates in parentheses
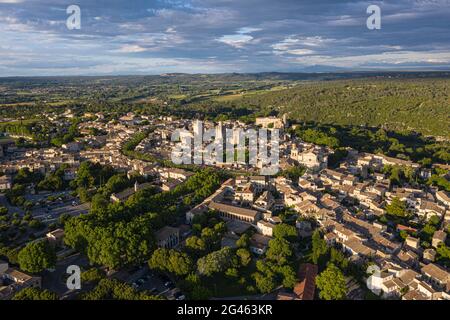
top-left (286, 49), bottom-right (315, 55)
top-left (237, 27), bottom-right (262, 34)
top-left (382, 45), bottom-right (403, 50)
top-left (272, 36), bottom-right (334, 51)
top-left (327, 15), bottom-right (362, 27)
top-left (292, 51), bottom-right (450, 68)
top-left (116, 44), bottom-right (147, 53)
top-left (299, 36), bottom-right (334, 47)
top-left (272, 36), bottom-right (333, 56)
top-left (271, 37), bottom-right (298, 51)
top-left (217, 34), bottom-right (253, 48)
top-left (216, 26), bottom-right (262, 48)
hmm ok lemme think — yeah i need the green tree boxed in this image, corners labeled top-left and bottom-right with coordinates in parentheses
top-left (273, 223), bottom-right (298, 241)
top-left (149, 248), bottom-right (193, 277)
top-left (18, 240), bottom-right (56, 273)
top-left (436, 243), bottom-right (450, 266)
top-left (168, 250), bottom-right (193, 276)
top-left (197, 247), bottom-right (233, 277)
top-left (236, 234), bottom-right (250, 248)
top-left (277, 264), bottom-right (297, 288)
top-left (185, 235), bottom-right (206, 255)
top-left (12, 287), bottom-right (58, 300)
top-left (282, 166), bottom-right (306, 182)
top-left (82, 278), bottom-right (161, 300)
top-left (385, 197), bottom-right (409, 218)
top-left (311, 230), bottom-right (328, 265)
top-left (253, 272), bottom-right (276, 293)
top-left (428, 215), bottom-right (440, 226)
top-left (81, 268), bottom-right (105, 284)
top-left (58, 213), bottom-right (72, 226)
top-left (316, 263), bottom-right (347, 300)
top-left (330, 248), bottom-right (349, 271)
top-left (236, 248), bottom-right (252, 267)
top-left (265, 238), bottom-right (293, 265)
top-left (201, 227), bottom-right (221, 250)
top-left (104, 174), bottom-right (131, 194)
top-left (0, 206), bottom-right (8, 216)
top-left (225, 267), bottom-right (239, 278)
top-left (399, 230), bottom-right (409, 241)
top-left (421, 224), bottom-right (437, 241)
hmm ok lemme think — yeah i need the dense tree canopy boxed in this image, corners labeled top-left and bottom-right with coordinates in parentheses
top-left (316, 263), bottom-right (347, 300)
top-left (273, 223), bottom-right (298, 241)
top-left (385, 197), bottom-right (409, 218)
top-left (149, 248), bottom-right (193, 277)
top-left (311, 230), bottom-right (328, 265)
top-left (18, 240), bottom-right (56, 273)
top-left (64, 169), bottom-right (224, 270)
top-left (12, 287), bottom-right (58, 300)
top-left (82, 278), bottom-right (162, 300)
top-left (197, 247), bottom-right (234, 277)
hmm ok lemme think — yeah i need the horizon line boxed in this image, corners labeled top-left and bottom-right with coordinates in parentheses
top-left (1, 70), bottom-right (450, 79)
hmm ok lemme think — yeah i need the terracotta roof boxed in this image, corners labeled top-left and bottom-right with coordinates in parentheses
top-left (294, 263), bottom-right (318, 300)
top-left (276, 291), bottom-right (297, 300)
top-left (421, 263), bottom-right (450, 284)
top-left (402, 290), bottom-right (429, 300)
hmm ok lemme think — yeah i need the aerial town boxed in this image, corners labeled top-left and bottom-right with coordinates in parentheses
top-left (1, 0), bottom-right (450, 306)
top-left (0, 109), bottom-right (449, 301)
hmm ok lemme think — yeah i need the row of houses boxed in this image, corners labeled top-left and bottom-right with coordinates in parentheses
top-left (0, 260), bottom-right (41, 300)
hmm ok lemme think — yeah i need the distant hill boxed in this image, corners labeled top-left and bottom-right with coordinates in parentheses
top-left (2, 71), bottom-right (450, 85)
top-left (1, 72), bottom-right (449, 138)
top-left (231, 78), bottom-right (450, 138)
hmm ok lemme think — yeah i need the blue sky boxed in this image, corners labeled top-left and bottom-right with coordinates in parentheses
top-left (0, 0), bottom-right (450, 75)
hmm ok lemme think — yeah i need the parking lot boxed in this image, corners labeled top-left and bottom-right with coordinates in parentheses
top-left (125, 266), bottom-right (185, 300)
top-left (32, 200), bottom-right (90, 222)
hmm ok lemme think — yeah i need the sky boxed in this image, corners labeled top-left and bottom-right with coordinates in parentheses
top-left (0, 0), bottom-right (450, 76)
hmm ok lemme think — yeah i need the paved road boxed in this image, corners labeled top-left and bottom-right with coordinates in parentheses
top-left (33, 201), bottom-right (90, 222)
top-left (25, 190), bottom-right (72, 202)
top-left (0, 191), bottom-right (89, 221)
